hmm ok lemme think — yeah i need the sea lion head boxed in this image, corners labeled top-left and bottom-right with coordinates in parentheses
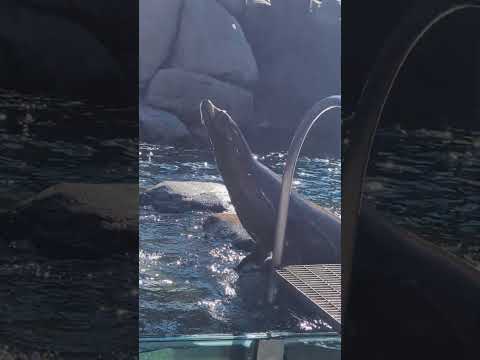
top-left (200, 99), bottom-right (255, 174)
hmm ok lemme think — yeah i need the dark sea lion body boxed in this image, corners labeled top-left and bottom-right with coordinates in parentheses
top-left (201, 100), bottom-right (340, 266)
top-left (348, 202), bottom-right (480, 359)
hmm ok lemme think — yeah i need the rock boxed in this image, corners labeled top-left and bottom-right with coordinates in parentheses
top-left (256, 47), bottom-right (340, 130)
top-left (203, 212), bottom-right (255, 251)
top-left (141, 181), bottom-right (233, 213)
top-left (243, 0), bottom-right (340, 135)
top-left (241, 0), bottom-right (274, 63)
top-left (14, 0), bottom-right (138, 94)
top-left (171, 0), bottom-right (258, 87)
top-left (4, 183), bottom-right (138, 258)
top-left (216, 0), bottom-right (247, 18)
top-left (139, 0), bottom-right (183, 90)
top-left (145, 68), bottom-right (254, 139)
top-left (0, 2), bottom-right (123, 100)
top-left (139, 105), bottom-right (190, 144)
top-left (20, 0), bottom-right (137, 70)
top-left (311, 0), bottom-right (341, 26)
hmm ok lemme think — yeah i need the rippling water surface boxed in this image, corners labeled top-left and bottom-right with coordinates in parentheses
top-left (0, 90), bottom-right (137, 357)
top-left (141, 125), bottom-right (480, 337)
top-left (366, 127), bottom-right (480, 266)
top-left (0, 90), bottom-right (137, 210)
top-left (140, 144), bottom-right (341, 336)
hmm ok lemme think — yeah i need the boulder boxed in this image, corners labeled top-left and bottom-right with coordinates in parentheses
top-left (139, 0), bottom-right (183, 90)
top-left (204, 212), bottom-right (255, 251)
top-left (4, 183), bottom-right (138, 257)
top-left (170, 0), bottom-right (258, 87)
top-left (14, 0), bottom-right (138, 102)
top-left (141, 181), bottom-right (233, 213)
top-left (139, 105), bottom-right (190, 144)
top-left (216, 0), bottom-right (247, 18)
top-left (0, 2), bottom-right (123, 100)
top-left (243, 0), bottom-right (340, 133)
top-left (311, 0), bottom-right (341, 26)
top-left (145, 68), bottom-right (254, 138)
top-left (241, 0), bottom-right (275, 64)
top-left (20, 0), bottom-right (137, 67)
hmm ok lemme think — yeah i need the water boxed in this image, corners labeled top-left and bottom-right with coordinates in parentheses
top-left (139, 144), bottom-right (341, 336)
top-left (365, 127), bottom-right (480, 266)
top-left (5, 88), bottom-right (477, 348)
top-left (0, 90), bottom-right (138, 357)
top-left (0, 89), bottom-right (137, 210)
top-left (140, 126), bottom-right (480, 337)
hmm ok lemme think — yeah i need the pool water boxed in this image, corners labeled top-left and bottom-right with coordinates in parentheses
top-left (366, 127), bottom-right (480, 266)
top-left (0, 90), bottom-right (138, 357)
top-left (139, 144), bottom-right (341, 336)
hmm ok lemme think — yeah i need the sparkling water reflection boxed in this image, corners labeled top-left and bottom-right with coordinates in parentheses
top-left (366, 127), bottom-right (480, 266)
top-left (0, 90), bottom-right (137, 357)
top-left (140, 144), bottom-right (341, 336)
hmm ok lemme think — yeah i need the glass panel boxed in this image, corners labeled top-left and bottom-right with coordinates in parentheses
top-left (139, 333), bottom-right (341, 360)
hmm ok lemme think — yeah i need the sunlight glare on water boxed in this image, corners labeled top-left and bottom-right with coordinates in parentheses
top-left (139, 144), bottom-right (341, 336)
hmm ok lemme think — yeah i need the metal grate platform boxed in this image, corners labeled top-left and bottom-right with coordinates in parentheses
top-left (276, 264), bottom-right (341, 330)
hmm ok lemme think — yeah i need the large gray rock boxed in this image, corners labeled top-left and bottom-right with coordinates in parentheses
top-left (5, 183), bottom-right (138, 257)
top-left (139, 105), bottom-right (190, 144)
top-left (0, 2), bottom-right (122, 98)
top-left (145, 68), bottom-right (254, 138)
top-left (216, 0), bottom-right (247, 18)
top-left (20, 0), bottom-right (137, 60)
top-left (141, 181), bottom-right (233, 213)
top-left (243, 0), bottom-right (340, 133)
top-left (139, 0), bottom-right (183, 90)
top-left (171, 0), bottom-right (258, 87)
top-left (240, 0), bottom-right (274, 63)
top-left (311, 0), bottom-right (341, 26)
top-left (8, 0), bottom-right (138, 101)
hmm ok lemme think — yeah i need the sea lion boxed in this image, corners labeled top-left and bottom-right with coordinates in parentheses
top-left (347, 202), bottom-right (480, 359)
top-left (200, 99), bottom-right (340, 268)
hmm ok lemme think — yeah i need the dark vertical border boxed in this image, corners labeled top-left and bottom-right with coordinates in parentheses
top-left (0, 1), bottom-right (139, 358)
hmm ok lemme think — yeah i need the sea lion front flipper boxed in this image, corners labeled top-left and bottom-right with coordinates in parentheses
top-left (236, 253), bottom-right (260, 273)
top-left (235, 246), bottom-right (269, 273)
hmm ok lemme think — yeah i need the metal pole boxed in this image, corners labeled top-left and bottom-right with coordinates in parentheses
top-left (267, 95), bottom-right (341, 304)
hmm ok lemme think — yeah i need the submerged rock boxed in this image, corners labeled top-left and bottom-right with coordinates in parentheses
top-left (141, 181), bottom-right (233, 213)
top-left (203, 212), bottom-right (255, 251)
top-left (4, 183), bottom-right (138, 258)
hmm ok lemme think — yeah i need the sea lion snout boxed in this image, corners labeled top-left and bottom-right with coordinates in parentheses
top-left (200, 99), bottom-right (239, 143)
top-left (201, 99), bottom-right (255, 173)
top-left (200, 99), bottom-right (216, 127)
top-left (200, 99), bottom-right (230, 129)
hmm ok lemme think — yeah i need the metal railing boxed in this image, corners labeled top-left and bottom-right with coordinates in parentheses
top-left (268, 95), bottom-right (341, 303)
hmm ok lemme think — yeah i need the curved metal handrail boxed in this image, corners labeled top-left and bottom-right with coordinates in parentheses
top-left (268, 95), bottom-right (341, 303)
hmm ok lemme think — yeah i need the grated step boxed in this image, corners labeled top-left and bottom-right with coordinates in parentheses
top-left (276, 264), bottom-right (341, 330)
